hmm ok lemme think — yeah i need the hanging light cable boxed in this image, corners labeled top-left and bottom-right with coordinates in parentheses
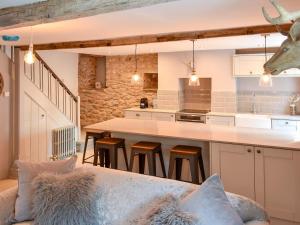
top-left (259, 34), bottom-right (272, 87)
top-left (131, 44), bottom-right (141, 85)
top-left (24, 26), bottom-right (36, 65)
top-left (189, 40), bottom-right (200, 86)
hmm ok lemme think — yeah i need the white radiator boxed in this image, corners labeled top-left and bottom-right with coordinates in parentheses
top-left (52, 126), bottom-right (76, 160)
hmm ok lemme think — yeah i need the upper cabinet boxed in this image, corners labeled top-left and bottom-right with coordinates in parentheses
top-left (233, 54), bottom-right (300, 77)
top-left (233, 54), bottom-right (265, 76)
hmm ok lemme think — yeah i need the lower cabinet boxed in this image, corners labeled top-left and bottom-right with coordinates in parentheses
top-left (211, 142), bottom-right (300, 223)
top-left (206, 115), bottom-right (235, 126)
top-left (151, 112), bottom-right (175, 122)
top-left (124, 110), bottom-right (175, 122)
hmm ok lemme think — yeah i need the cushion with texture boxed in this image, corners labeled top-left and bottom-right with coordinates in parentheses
top-left (14, 156), bottom-right (77, 222)
top-left (180, 174), bottom-right (244, 225)
top-left (134, 194), bottom-right (197, 225)
top-left (227, 193), bottom-right (269, 223)
top-left (32, 170), bottom-right (101, 225)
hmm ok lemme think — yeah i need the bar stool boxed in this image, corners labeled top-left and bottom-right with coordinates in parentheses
top-left (82, 131), bottom-right (110, 164)
top-left (95, 138), bottom-right (129, 170)
top-left (129, 141), bottom-right (166, 177)
top-left (168, 145), bottom-right (205, 184)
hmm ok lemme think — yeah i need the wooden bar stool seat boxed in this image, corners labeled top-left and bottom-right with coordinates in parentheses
top-left (168, 145), bottom-right (206, 184)
top-left (95, 137), bottom-right (129, 170)
top-left (129, 141), bottom-right (166, 178)
top-left (82, 131), bottom-right (110, 164)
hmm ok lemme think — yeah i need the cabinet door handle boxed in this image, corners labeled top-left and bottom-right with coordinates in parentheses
top-left (136, 114), bottom-right (140, 117)
top-left (257, 150), bottom-right (261, 154)
top-left (247, 149), bottom-right (252, 153)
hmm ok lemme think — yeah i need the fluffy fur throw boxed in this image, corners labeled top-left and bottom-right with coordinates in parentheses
top-left (32, 170), bottom-right (101, 225)
top-left (135, 195), bottom-right (197, 225)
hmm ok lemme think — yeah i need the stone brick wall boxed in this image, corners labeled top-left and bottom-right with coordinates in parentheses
top-left (79, 54), bottom-right (158, 126)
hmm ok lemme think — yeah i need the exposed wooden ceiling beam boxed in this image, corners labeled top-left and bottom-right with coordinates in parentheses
top-left (235, 47), bottom-right (280, 54)
top-left (0, 0), bottom-right (180, 30)
top-left (18, 23), bottom-right (292, 51)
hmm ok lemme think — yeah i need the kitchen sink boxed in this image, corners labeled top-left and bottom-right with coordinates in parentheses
top-left (235, 113), bottom-right (272, 129)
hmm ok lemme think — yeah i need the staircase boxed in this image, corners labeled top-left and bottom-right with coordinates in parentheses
top-left (25, 52), bottom-right (80, 126)
top-left (17, 50), bottom-right (81, 162)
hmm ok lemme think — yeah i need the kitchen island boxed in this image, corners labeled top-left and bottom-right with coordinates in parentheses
top-left (85, 118), bottom-right (300, 225)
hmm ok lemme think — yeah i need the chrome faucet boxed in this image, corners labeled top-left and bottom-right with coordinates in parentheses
top-left (252, 92), bottom-right (257, 114)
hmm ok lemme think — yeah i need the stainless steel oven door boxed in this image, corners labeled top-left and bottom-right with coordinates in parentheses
top-left (175, 114), bottom-right (206, 123)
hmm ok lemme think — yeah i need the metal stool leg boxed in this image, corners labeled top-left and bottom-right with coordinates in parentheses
top-left (82, 134), bottom-right (90, 164)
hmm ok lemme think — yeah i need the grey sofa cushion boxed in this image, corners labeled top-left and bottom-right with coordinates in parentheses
top-left (14, 156), bottom-right (77, 222)
top-left (227, 193), bottom-right (269, 223)
top-left (180, 174), bottom-right (244, 225)
top-left (32, 169), bottom-right (101, 225)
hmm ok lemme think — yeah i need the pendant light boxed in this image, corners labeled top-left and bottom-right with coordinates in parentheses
top-left (189, 40), bottom-right (200, 86)
top-left (259, 34), bottom-right (272, 87)
top-left (131, 44), bottom-right (141, 85)
top-left (24, 27), bottom-right (36, 65)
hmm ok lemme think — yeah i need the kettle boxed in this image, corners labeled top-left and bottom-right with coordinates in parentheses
top-left (140, 98), bottom-right (149, 109)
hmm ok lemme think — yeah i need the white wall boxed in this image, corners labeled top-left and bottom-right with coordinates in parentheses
top-left (37, 51), bottom-right (79, 95)
top-left (158, 50), bottom-right (236, 92)
top-left (0, 51), bottom-right (11, 179)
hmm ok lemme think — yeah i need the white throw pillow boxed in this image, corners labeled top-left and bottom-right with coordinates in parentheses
top-left (13, 156), bottom-right (77, 222)
top-left (180, 174), bottom-right (244, 225)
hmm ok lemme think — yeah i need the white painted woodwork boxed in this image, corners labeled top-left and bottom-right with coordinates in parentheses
top-left (255, 148), bottom-right (300, 222)
top-left (271, 119), bottom-right (298, 132)
top-left (233, 54), bottom-right (300, 77)
top-left (151, 112), bottom-right (175, 122)
top-left (206, 115), bottom-right (235, 126)
top-left (210, 143), bottom-right (255, 200)
top-left (22, 94), bottom-right (47, 162)
top-left (19, 51), bottom-right (74, 162)
top-left (211, 142), bottom-right (300, 223)
top-left (124, 110), bottom-right (175, 122)
top-left (124, 111), bottom-right (152, 120)
top-left (233, 54), bottom-right (265, 76)
top-left (235, 114), bottom-right (272, 129)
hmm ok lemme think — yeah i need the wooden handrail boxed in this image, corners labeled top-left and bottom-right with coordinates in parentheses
top-left (34, 51), bottom-right (78, 102)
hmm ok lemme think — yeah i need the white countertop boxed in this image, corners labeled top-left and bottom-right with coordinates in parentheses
top-left (125, 107), bottom-right (177, 113)
top-left (85, 118), bottom-right (300, 151)
top-left (208, 112), bottom-right (300, 121)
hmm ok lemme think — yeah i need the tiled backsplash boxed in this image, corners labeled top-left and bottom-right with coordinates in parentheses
top-left (237, 91), bottom-right (299, 114)
top-left (156, 90), bottom-right (183, 110)
top-left (182, 78), bottom-right (211, 110)
top-left (211, 92), bottom-right (237, 113)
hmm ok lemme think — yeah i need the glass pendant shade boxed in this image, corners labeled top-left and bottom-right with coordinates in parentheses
top-left (188, 40), bottom-right (200, 86)
top-left (131, 72), bottom-right (141, 84)
top-left (131, 44), bottom-right (140, 85)
top-left (189, 70), bottom-right (200, 86)
top-left (259, 73), bottom-right (273, 87)
top-left (24, 43), bottom-right (35, 65)
top-left (259, 34), bottom-right (272, 88)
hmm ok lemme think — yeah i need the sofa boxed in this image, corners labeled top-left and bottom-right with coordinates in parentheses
top-left (0, 166), bottom-right (269, 225)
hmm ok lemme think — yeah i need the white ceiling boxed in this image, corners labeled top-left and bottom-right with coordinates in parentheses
top-left (0, 0), bottom-right (298, 55)
top-left (0, 0), bottom-right (46, 9)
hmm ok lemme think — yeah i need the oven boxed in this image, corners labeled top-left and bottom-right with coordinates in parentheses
top-left (175, 109), bottom-right (210, 123)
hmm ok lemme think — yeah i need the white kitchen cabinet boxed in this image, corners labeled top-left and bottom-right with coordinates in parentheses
top-left (211, 142), bottom-right (300, 223)
top-left (235, 114), bottom-right (272, 129)
top-left (272, 119), bottom-right (298, 132)
top-left (233, 54), bottom-right (265, 77)
top-left (124, 111), bottom-right (152, 120)
top-left (255, 147), bottom-right (300, 222)
top-left (233, 54), bottom-right (300, 77)
top-left (151, 112), bottom-right (175, 122)
top-left (206, 115), bottom-right (235, 126)
top-left (210, 143), bottom-right (255, 200)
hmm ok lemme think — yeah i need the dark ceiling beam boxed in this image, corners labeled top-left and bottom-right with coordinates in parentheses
top-left (0, 0), bottom-right (180, 30)
top-left (18, 23), bottom-right (292, 51)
